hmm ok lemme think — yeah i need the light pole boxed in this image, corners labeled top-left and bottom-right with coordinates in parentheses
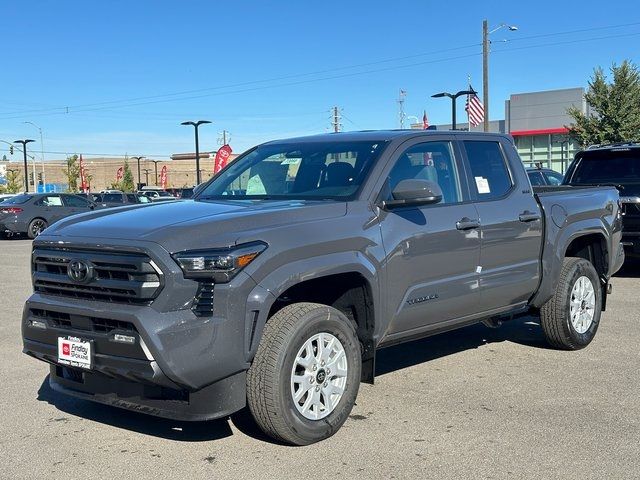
top-left (14, 139), bottom-right (35, 192)
top-left (142, 168), bottom-right (152, 186)
top-left (131, 156), bottom-right (145, 189)
top-left (482, 20), bottom-right (518, 132)
top-left (431, 90), bottom-right (476, 130)
top-left (24, 121), bottom-right (45, 187)
top-left (150, 159), bottom-right (162, 186)
top-left (181, 120), bottom-right (211, 185)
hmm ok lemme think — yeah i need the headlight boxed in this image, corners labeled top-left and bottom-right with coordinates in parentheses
top-left (172, 242), bottom-right (267, 282)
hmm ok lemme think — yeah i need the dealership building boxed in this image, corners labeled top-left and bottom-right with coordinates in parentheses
top-left (414, 87), bottom-right (586, 173)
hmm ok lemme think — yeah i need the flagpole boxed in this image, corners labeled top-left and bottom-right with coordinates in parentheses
top-left (467, 75), bottom-right (471, 132)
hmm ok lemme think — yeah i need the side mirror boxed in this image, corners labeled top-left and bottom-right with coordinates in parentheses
top-left (382, 179), bottom-right (443, 209)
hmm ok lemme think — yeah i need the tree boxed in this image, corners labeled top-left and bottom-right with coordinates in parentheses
top-left (6, 169), bottom-right (22, 193)
top-left (567, 60), bottom-right (640, 146)
top-left (62, 154), bottom-right (80, 192)
top-left (121, 158), bottom-right (135, 192)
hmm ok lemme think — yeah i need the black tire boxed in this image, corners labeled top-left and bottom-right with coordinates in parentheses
top-left (27, 218), bottom-right (47, 239)
top-left (247, 302), bottom-right (362, 445)
top-left (540, 257), bottom-right (602, 350)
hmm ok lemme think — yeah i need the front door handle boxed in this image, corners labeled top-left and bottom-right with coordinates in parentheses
top-left (456, 217), bottom-right (480, 230)
top-left (519, 210), bottom-right (541, 222)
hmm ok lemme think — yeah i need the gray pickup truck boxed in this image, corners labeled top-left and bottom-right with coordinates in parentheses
top-left (22, 131), bottom-right (624, 445)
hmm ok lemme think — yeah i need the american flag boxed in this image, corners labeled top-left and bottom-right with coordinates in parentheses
top-left (422, 110), bottom-right (429, 129)
top-left (465, 88), bottom-right (484, 127)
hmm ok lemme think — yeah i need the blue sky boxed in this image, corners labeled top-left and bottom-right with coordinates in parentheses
top-left (1, 0), bottom-right (639, 161)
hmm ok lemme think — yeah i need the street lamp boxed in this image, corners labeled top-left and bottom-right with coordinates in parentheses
top-left (181, 120), bottom-right (211, 185)
top-left (150, 159), bottom-right (162, 186)
top-left (13, 139), bottom-right (35, 192)
top-left (482, 20), bottom-right (518, 132)
top-left (23, 121), bottom-right (45, 187)
top-left (131, 156), bottom-right (145, 189)
top-left (431, 90), bottom-right (476, 130)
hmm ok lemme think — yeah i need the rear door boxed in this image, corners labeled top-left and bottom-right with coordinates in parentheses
top-left (377, 137), bottom-right (481, 337)
top-left (35, 195), bottom-right (67, 223)
top-left (460, 138), bottom-right (543, 311)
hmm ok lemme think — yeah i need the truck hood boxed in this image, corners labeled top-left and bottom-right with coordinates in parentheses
top-left (43, 199), bottom-right (348, 253)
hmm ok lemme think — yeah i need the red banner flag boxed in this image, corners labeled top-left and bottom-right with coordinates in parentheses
top-left (160, 165), bottom-right (168, 189)
top-left (213, 144), bottom-right (233, 174)
top-left (116, 166), bottom-right (124, 182)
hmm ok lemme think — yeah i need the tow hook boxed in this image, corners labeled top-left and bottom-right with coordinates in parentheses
top-left (607, 283), bottom-right (613, 295)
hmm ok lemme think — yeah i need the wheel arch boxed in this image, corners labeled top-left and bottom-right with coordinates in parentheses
top-left (245, 252), bottom-right (380, 383)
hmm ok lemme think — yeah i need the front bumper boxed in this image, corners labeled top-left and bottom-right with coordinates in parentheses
top-left (22, 236), bottom-right (266, 420)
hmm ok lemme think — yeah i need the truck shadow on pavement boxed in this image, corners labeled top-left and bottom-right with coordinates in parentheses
top-left (36, 379), bottom-right (235, 442)
top-left (36, 316), bottom-right (548, 444)
top-left (375, 315), bottom-right (548, 377)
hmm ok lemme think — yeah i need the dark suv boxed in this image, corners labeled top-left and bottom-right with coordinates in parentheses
top-left (563, 143), bottom-right (640, 259)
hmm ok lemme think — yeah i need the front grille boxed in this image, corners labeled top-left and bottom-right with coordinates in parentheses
top-left (192, 282), bottom-right (214, 317)
top-left (30, 308), bottom-right (139, 334)
top-left (32, 246), bottom-right (162, 304)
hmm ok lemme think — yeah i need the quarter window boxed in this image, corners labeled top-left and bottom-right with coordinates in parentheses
top-left (387, 141), bottom-right (462, 204)
top-left (463, 141), bottom-right (512, 200)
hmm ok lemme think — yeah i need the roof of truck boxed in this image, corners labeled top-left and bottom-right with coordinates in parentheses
top-left (263, 129), bottom-right (511, 144)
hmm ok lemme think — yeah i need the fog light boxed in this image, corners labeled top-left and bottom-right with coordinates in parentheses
top-left (113, 334), bottom-right (136, 344)
top-left (30, 319), bottom-right (46, 329)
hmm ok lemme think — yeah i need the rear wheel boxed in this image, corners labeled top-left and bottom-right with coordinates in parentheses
top-left (27, 218), bottom-right (47, 239)
top-left (540, 257), bottom-right (602, 350)
top-left (247, 302), bottom-right (361, 445)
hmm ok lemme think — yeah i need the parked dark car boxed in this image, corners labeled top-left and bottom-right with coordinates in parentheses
top-left (97, 192), bottom-right (151, 208)
top-left (563, 142), bottom-right (640, 259)
top-left (0, 193), bottom-right (96, 238)
top-left (527, 167), bottom-right (564, 186)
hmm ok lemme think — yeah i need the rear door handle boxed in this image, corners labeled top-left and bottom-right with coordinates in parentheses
top-left (456, 217), bottom-right (480, 230)
top-left (519, 211), bottom-right (541, 222)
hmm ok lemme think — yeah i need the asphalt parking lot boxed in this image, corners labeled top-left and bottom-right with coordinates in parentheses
top-left (1, 238), bottom-right (639, 479)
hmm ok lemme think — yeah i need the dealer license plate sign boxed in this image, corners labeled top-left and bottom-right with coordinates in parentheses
top-left (57, 336), bottom-right (92, 370)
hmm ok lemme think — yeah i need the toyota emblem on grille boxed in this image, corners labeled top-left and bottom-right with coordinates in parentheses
top-left (67, 259), bottom-right (94, 283)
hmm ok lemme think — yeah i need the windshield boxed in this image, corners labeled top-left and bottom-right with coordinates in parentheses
top-left (1, 194), bottom-right (32, 205)
top-left (197, 140), bottom-right (386, 201)
top-left (569, 151), bottom-right (640, 184)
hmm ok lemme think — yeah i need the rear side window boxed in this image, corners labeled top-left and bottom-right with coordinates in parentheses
top-left (544, 171), bottom-right (564, 185)
top-left (463, 141), bottom-right (512, 200)
top-left (35, 195), bottom-right (63, 207)
top-left (527, 171), bottom-right (546, 186)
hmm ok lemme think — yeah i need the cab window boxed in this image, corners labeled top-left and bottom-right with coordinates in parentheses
top-left (387, 141), bottom-right (463, 204)
top-left (463, 141), bottom-right (513, 200)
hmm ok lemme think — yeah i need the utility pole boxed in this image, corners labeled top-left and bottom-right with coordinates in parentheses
top-left (482, 20), bottom-right (489, 132)
top-left (24, 122), bottom-right (46, 187)
top-left (332, 107), bottom-right (341, 133)
top-left (482, 20), bottom-right (518, 133)
top-left (398, 89), bottom-right (407, 129)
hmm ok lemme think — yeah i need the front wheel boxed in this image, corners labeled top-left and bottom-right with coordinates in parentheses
top-left (247, 302), bottom-right (362, 445)
top-left (540, 257), bottom-right (602, 350)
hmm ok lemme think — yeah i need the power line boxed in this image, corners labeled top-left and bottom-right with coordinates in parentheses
top-left (3, 20), bottom-right (639, 119)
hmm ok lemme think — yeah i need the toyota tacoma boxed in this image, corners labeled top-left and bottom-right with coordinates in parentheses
top-left (22, 130), bottom-right (624, 445)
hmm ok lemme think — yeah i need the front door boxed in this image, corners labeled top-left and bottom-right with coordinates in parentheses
top-left (378, 138), bottom-right (481, 338)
